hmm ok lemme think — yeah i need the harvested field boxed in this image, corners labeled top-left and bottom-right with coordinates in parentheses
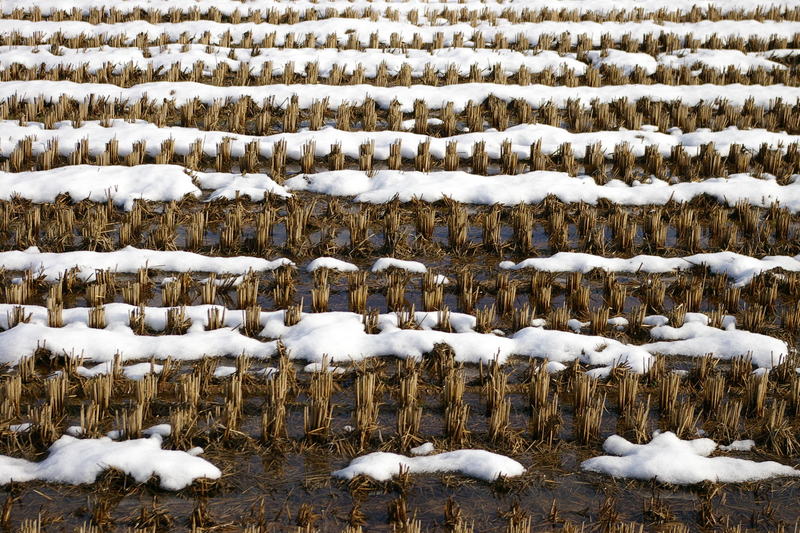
top-left (0, 1), bottom-right (800, 531)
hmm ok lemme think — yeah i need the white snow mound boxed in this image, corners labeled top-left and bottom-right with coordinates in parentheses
top-left (333, 449), bottom-right (524, 482)
top-left (0, 434), bottom-right (221, 490)
top-left (582, 432), bottom-right (800, 484)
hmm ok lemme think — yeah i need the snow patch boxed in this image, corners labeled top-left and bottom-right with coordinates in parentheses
top-left (2, 0), bottom-right (791, 17)
top-left (644, 319), bottom-right (786, 369)
top-left (306, 257), bottom-right (359, 272)
top-left (2, 80), bottom-right (799, 111)
top-left (410, 443), bottom-right (435, 456)
top-left (371, 258), bottom-right (428, 274)
top-left (501, 251), bottom-right (800, 286)
top-left (719, 440), bottom-right (756, 452)
top-left (0, 305), bottom-right (786, 371)
top-left (0, 434), bottom-right (220, 490)
top-left (286, 170), bottom-right (800, 212)
top-left (333, 449), bottom-right (524, 482)
top-left (582, 432), bottom-right (799, 484)
top-left (0, 246), bottom-right (292, 281)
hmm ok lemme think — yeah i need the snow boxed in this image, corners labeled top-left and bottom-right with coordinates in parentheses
top-left (0, 246), bottom-right (292, 281)
top-left (371, 257), bottom-right (428, 274)
top-left (141, 424), bottom-right (171, 438)
top-left (333, 449), bottom-right (524, 482)
top-left (500, 251), bottom-right (800, 286)
top-left (9, 164), bottom-right (800, 216)
top-left (2, 80), bottom-right (799, 111)
top-left (252, 367), bottom-right (278, 379)
top-left (0, 45), bottom-right (588, 77)
top-left (1, 45), bottom-right (783, 82)
top-left (0, 304), bottom-right (786, 371)
top-left (659, 48), bottom-right (788, 72)
top-left (410, 442), bottom-right (435, 456)
top-left (213, 366), bottom-right (237, 379)
top-left (1, 19), bottom-right (795, 49)
top-left (4, 0), bottom-right (790, 17)
top-left (508, 325), bottom-right (656, 371)
top-left (288, 171), bottom-right (800, 212)
top-left (302, 362), bottom-right (346, 374)
top-left (0, 165), bottom-right (288, 208)
top-left (106, 424), bottom-right (171, 440)
top-left (582, 432), bottom-right (799, 484)
top-left (0, 321), bottom-right (274, 364)
top-left (568, 319), bottom-right (588, 333)
top-left (306, 257), bottom-right (359, 273)
top-left (64, 426), bottom-right (83, 437)
top-left (719, 440), bottom-right (756, 452)
top-left (644, 316), bottom-right (787, 368)
top-left (197, 171), bottom-right (290, 201)
top-left (589, 48), bottom-right (789, 76)
top-left (0, 434), bottom-right (220, 490)
top-left (0, 165), bottom-right (199, 210)
top-left (76, 361), bottom-right (162, 381)
top-left (5, 121), bottom-right (800, 180)
top-left (587, 49), bottom-right (659, 76)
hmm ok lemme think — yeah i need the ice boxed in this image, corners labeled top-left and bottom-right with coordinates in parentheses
top-left (582, 432), bottom-right (799, 484)
top-left (333, 449), bottom-right (524, 482)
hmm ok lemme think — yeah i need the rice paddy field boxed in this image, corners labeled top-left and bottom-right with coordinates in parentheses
top-left (3, 0), bottom-right (800, 531)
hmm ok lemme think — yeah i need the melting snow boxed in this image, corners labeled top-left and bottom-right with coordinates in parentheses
top-left (333, 449), bottom-right (524, 482)
top-left (501, 251), bottom-right (800, 286)
top-left (0, 305), bottom-right (787, 371)
top-left (0, 434), bottom-right (220, 490)
top-left (0, 246), bottom-right (292, 281)
top-left (410, 443), bottom-right (435, 456)
top-left (582, 432), bottom-right (799, 484)
top-left (371, 257), bottom-right (428, 273)
top-left (306, 257), bottom-right (359, 272)
top-left (719, 440), bottom-right (756, 452)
